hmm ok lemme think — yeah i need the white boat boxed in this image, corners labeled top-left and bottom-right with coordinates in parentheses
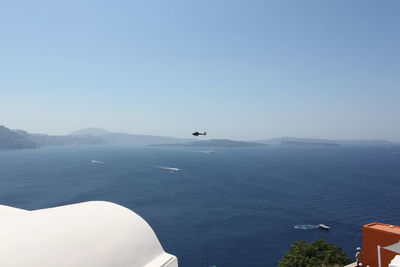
top-left (318, 224), bottom-right (330, 230)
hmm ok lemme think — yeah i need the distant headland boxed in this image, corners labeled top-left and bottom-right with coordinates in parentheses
top-left (0, 126), bottom-right (38, 150)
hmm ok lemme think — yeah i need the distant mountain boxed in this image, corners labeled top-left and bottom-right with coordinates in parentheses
top-left (14, 130), bottom-right (105, 146)
top-left (281, 140), bottom-right (340, 147)
top-left (69, 127), bottom-right (112, 136)
top-left (154, 139), bottom-right (269, 147)
top-left (257, 137), bottom-right (393, 146)
top-left (69, 128), bottom-right (193, 145)
top-left (0, 126), bottom-right (38, 150)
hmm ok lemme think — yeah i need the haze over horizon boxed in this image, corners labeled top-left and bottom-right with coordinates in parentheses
top-left (1, 1), bottom-right (399, 141)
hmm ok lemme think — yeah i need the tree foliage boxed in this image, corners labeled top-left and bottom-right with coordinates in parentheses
top-left (279, 239), bottom-right (352, 267)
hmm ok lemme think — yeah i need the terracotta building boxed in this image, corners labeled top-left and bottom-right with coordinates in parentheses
top-left (362, 223), bottom-right (400, 267)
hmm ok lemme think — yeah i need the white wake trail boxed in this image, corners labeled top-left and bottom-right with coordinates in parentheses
top-left (294, 224), bottom-right (318, 230)
top-left (154, 166), bottom-right (180, 171)
top-left (90, 160), bottom-right (107, 165)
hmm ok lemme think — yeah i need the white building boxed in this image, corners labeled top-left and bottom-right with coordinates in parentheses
top-left (0, 201), bottom-right (178, 267)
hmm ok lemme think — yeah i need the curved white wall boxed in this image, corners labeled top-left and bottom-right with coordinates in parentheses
top-left (0, 201), bottom-right (178, 267)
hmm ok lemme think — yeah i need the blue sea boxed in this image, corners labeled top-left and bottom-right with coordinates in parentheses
top-left (1, 145), bottom-right (400, 267)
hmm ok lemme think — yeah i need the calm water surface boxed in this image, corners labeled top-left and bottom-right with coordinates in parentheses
top-left (1, 145), bottom-right (400, 267)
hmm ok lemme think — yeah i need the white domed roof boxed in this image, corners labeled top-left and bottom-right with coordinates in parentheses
top-left (0, 201), bottom-right (178, 267)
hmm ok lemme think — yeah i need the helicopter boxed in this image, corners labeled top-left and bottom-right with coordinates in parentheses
top-left (192, 131), bottom-right (206, 136)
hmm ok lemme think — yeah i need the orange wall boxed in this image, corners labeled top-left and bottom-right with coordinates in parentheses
top-left (363, 223), bottom-right (400, 267)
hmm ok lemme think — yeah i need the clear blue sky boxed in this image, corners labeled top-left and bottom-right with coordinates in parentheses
top-left (1, 0), bottom-right (399, 141)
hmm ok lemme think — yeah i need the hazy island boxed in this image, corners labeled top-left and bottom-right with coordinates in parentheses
top-left (69, 127), bottom-right (193, 145)
top-left (14, 129), bottom-right (105, 147)
top-left (152, 139), bottom-right (269, 147)
top-left (0, 126), bottom-right (192, 150)
top-left (0, 125), bottom-right (396, 150)
top-left (256, 137), bottom-right (392, 146)
top-left (280, 140), bottom-right (340, 146)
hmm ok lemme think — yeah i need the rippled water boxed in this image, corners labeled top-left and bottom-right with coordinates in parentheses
top-left (1, 145), bottom-right (399, 266)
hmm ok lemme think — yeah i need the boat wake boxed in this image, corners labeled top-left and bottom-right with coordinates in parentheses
top-left (294, 224), bottom-right (318, 230)
top-left (155, 166), bottom-right (180, 171)
top-left (90, 160), bottom-right (107, 165)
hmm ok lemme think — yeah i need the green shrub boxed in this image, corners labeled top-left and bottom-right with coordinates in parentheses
top-left (279, 239), bottom-right (352, 267)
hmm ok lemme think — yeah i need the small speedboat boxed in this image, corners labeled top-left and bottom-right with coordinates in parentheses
top-left (318, 224), bottom-right (330, 230)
